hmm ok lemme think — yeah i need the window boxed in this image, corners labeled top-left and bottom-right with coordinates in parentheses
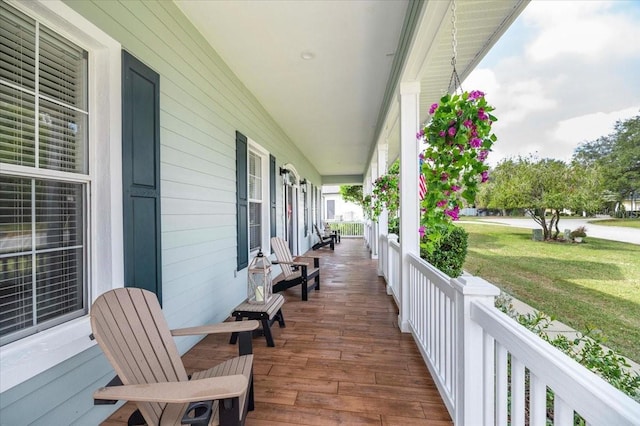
top-left (247, 142), bottom-right (270, 254)
top-left (327, 199), bottom-right (335, 220)
top-left (248, 151), bottom-right (262, 251)
top-left (0, 0), bottom-right (121, 393)
top-left (1, 2), bottom-right (88, 346)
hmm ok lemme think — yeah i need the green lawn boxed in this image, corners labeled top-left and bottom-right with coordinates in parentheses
top-left (591, 218), bottom-right (640, 229)
top-left (460, 223), bottom-right (640, 363)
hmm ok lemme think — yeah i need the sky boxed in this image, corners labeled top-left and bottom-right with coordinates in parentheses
top-left (463, 0), bottom-right (640, 166)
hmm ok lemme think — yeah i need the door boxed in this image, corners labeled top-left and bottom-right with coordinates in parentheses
top-left (122, 51), bottom-right (162, 300)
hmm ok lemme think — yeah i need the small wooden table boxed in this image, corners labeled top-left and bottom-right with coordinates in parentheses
top-left (229, 293), bottom-right (285, 347)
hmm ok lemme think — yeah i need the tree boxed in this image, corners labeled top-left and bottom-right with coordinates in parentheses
top-left (339, 185), bottom-right (364, 207)
top-left (574, 114), bottom-right (640, 215)
top-left (487, 156), bottom-right (603, 240)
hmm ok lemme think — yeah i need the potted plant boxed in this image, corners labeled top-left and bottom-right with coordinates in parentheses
top-left (570, 226), bottom-right (587, 243)
top-left (417, 90), bottom-right (497, 259)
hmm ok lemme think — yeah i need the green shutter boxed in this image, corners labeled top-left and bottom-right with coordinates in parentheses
top-left (236, 131), bottom-right (248, 270)
top-left (122, 50), bottom-right (162, 301)
top-left (270, 154), bottom-right (276, 238)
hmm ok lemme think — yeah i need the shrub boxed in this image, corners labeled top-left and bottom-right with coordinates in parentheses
top-left (420, 226), bottom-right (468, 277)
top-left (570, 226), bottom-right (587, 239)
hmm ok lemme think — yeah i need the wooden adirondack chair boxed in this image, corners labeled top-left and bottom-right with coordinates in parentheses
top-left (312, 224), bottom-right (335, 250)
top-left (90, 288), bottom-right (259, 426)
top-left (270, 236), bottom-right (320, 301)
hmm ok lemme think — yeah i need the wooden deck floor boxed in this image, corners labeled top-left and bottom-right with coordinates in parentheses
top-left (102, 238), bottom-right (451, 426)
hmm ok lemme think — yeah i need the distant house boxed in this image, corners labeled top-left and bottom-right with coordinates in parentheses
top-left (322, 185), bottom-right (364, 222)
top-left (620, 192), bottom-right (639, 216)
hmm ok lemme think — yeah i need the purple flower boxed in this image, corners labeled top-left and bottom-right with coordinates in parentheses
top-left (451, 185), bottom-right (461, 192)
top-left (445, 206), bottom-right (460, 221)
top-left (438, 130), bottom-right (446, 138)
top-left (463, 119), bottom-right (473, 128)
top-left (437, 200), bottom-right (447, 208)
top-left (478, 108), bottom-right (489, 121)
top-left (419, 152), bottom-right (425, 161)
top-left (444, 190), bottom-right (451, 196)
top-left (470, 137), bottom-right (482, 148)
top-left (440, 172), bottom-right (449, 182)
top-left (478, 150), bottom-right (489, 162)
top-left (416, 128), bottom-right (425, 140)
top-left (468, 90), bottom-right (485, 101)
top-left (419, 226), bottom-right (426, 238)
top-left (448, 127), bottom-right (457, 137)
top-left (481, 170), bottom-right (489, 183)
top-left (429, 103), bottom-right (438, 114)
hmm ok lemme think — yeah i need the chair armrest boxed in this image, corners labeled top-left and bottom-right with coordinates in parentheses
top-left (171, 320), bottom-right (259, 336)
top-left (294, 256), bottom-right (320, 268)
top-left (272, 260), bottom-right (305, 266)
top-left (93, 375), bottom-right (248, 404)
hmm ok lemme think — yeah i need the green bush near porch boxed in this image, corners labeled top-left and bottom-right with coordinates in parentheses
top-left (460, 223), bottom-right (640, 363)
top-left (421, 226), bottom-right (468, 278)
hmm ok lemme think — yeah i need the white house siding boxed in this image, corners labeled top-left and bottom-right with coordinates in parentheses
top-left (0, 0), bottom-right (320, 423)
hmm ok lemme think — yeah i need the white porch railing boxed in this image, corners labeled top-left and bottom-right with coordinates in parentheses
top-left (379, 234), bottom-right (640, 425)
top-left (326, 220), bottom-right (364, 237)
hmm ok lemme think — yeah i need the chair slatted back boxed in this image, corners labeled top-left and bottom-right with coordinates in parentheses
top-left (91, 288), bottom-right (189, 425)
top-left (270, 236), bottom-right (295, 278)
top-left (314, 224), bottom-right (324, 241)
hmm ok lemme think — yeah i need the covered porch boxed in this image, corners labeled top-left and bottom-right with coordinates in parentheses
top-left (103, 238), bottom-right (451, 425)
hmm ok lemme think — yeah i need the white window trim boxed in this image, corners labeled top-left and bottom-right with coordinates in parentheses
top-left (0, 0), bottom-right (123, 393)
top-left (248, 140), bottom-right (270, 256)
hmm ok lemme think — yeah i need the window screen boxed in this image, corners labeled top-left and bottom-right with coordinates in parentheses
top-left (248, 151), bottom-right (262, 251)
top-left (1, 2), bottom-right (88, 345)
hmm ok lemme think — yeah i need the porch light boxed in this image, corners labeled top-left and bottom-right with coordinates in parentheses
top-left (300, 51), bottom-right (315, 60)
top-left (247, 250), bottom-right (273, 304)
top-left (279, 167), bottom-right (289, 176)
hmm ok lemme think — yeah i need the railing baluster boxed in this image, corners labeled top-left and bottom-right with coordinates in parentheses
top-left (529, 372), bottom-right (546, 426)
top-left (511, 356), bottom-right (526, 426)
top-left (554, 395), bottom-right (574, 425)
top-left (483, 332), bottom-right (495, 426)
top-left (496, 343), bottom-right (509, 425)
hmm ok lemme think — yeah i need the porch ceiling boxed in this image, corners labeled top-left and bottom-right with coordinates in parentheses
top-left (175, 0), bottom-right (528, 184)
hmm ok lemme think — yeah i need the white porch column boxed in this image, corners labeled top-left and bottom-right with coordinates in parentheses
top-left (370, 161), bottom-right (379, 259)
top-left (398, 81), bottom-right (420, 332)
top-left (363, 175), bottom-right (372, 248)
top-left (377, 143), bottom-right (388, 276)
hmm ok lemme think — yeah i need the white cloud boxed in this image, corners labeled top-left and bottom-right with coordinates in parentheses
top-left (466, 71), bottom-right (557, 126)
top-left (464, 1), bottom-right (640, 166)
top-left (554, 106), bottom-right (640, 146)
top-left (523, 1), bottom-right (640, 62)
top-left (463, 69), bottom-right (499, 94)
top-left (497, 80), bottom-right (558, 126)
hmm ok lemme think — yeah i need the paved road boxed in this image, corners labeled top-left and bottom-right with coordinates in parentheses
top-left (468, 217), bottom-right (640, 245)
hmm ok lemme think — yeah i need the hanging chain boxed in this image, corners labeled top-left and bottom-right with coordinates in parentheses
top-left (450, 0), bottom-right (457, 68)
top-left (448, 0), bottom-right (462, 94)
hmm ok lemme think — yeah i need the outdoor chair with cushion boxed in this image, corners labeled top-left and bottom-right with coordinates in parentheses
top-left (270, 236), bottom-right (320, 301)
top-left (90, 287), bottom-right (259, 426)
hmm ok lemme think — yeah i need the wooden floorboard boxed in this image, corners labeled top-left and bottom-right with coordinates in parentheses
top-left (101, 238), bottom-right (451, 425)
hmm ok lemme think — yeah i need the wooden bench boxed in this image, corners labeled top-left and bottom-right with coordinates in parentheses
top-left (229, 293), bottom-right (285, 347)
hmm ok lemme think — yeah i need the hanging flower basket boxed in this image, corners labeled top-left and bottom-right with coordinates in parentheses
top-left (417, 90), bottom-right (497, 252)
